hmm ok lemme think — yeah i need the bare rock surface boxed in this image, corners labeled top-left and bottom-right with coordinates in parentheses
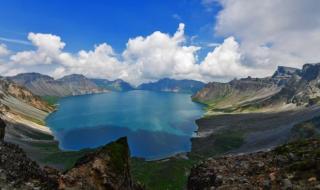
top-left (188, 139), bottom-right (320, 190)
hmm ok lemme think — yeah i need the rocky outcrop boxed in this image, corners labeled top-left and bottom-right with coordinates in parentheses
top-left (138, 78), bottom-right (205, 93)
top-left (188, 139), bottom-right (320, 190)
top-left (0, 141), bottom-right (58, 189)
top-left (0, 136), bottom-right (143, 190)
top-left (8, 73), bottom-right (107, 97)
top-left (58, 137), bottom-right (141, 190)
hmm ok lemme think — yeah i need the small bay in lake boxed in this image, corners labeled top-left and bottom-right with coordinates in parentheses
top-left (46, 90), bottom-right (204, 159)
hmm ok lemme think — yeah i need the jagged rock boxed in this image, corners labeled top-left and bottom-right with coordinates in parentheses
top-left (58, 137), bottom-right (141, 190)
top-left (187, 139), bottom-right (320, 190)
top-left (0, 141), bottom-right (58, 189)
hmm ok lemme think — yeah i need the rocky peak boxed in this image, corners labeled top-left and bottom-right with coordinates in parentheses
top-left (8, 72), bottom-right (54, 84)
top-left (58, 137), bottom-right (143, 190)
top-left (58, 74), bottom-right (88, 82)
top-left (272, 66), bottom-right (300, 79)
top-left (300, 63), bottom-right (320, 81)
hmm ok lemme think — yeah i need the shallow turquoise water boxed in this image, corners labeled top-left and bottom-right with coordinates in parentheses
top-left (46, 90), bottom-right (204, 159)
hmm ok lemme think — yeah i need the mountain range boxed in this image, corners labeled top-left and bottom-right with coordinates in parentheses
top-left (7, 73), bottom-right (205, 97)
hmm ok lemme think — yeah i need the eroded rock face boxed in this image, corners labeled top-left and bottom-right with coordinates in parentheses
top-left (188, 139), bottom-right (320, 190)
top-left (58, 137), bottom-right (140, 190)
top-left (0, 141), bottom-right (58, 190)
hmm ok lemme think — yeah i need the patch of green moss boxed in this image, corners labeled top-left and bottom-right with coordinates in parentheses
top-left (31, 141), bottom-right (91, 170)
top-left (41, 96), bottom-right (59, 106)
top-left (190, 130), bottom-right (245, 157)
top-left (131, 157), bottom-right (197, 190)
top-left (103, 138), bottom-right (129, 174)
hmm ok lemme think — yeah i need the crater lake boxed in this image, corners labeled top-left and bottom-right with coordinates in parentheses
top-left (46, 90), bottom-right (204, 159)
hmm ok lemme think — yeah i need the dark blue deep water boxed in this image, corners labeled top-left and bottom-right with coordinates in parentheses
top-left (46, 90), bottom-right (204, 159)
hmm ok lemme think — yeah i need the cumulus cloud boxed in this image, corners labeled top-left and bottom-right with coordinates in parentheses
top-left (11, 33), bottom-right (65, 65)
top-left (215, 0), bottom-right (320, 75)
top-left (122, 23), bottom-right (201, 84)
top-left (8, 23), bottom-right (211, 85)
top-left (0, 44), bottom-right (10, 57)
top-left (200, 37), bottom-right (247, 78)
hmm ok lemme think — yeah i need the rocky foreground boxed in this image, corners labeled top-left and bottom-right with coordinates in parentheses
top-left (0, 137), bottom-right (144, 190)
top-left (188, 139), bottom-right (320, 190)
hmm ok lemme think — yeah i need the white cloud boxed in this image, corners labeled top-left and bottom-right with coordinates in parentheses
top-left (8, 23), bottom-right (210, 85)
top-left (122, 23), bottom-right (201, 84)
top-left (200, 37), bottom-right (246, 78)
top-left (0, 44), bottom-right (10, 57)
top-left (215, 0), bottom-right (320, 75)
top-left (10, 33), bottom-right (65, 65)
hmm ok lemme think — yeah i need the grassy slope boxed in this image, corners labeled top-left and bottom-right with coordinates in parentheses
top-left (41, 96), bottom-right (60, 106)
top-left (132, 157), bottom-right (197, 190)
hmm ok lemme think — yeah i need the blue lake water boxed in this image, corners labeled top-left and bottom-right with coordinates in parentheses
top-left (46, 90), bottom-right (204, 159)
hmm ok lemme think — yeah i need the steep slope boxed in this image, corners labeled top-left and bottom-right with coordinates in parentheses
top-left (188, 139), bottom-right (320, 190)
top-left (138, 78), bottom-right (205, 93)
top-left (57, 74), bottom-right (107, 96)
top-left (59, 137), bottom-right (143, 189)
top-left (193, 63), bottom-right (320, 114)
top-left (8, 73), bottom-right (106, 97)
top-left (91, 78), bottom-right (134, 91)
top-left (0, 77), bottom-right (54, 133)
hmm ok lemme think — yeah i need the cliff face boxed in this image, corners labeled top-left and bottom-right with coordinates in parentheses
top-left (188, 139), bottom-right (320, 190)
top-left (0, 136), bottom-right (143, 190)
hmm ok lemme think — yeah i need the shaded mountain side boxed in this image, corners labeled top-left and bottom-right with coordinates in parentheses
top-left (8, 73), bottom-right (107, 97)
top-left (191, 105), bottom-right (320, 157)
top-left (91, 78), bottom-right (134, 91)
top-left (138, 78), bottom-right (205, 93)
top-left (188, 139), bottom-right (320, 190)
top-left (0, 136), bottom-right (144, 190)
top-left (192, 63), bottom-right (320, 114)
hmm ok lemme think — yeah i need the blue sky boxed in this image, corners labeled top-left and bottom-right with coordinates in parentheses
top-left (0, 0), bottom-right (318, 85)
top-left (0, 0), bottom-right (221, 53)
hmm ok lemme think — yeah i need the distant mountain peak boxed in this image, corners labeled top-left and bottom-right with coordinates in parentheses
top-left (138, 78), bottom-right (205, 93)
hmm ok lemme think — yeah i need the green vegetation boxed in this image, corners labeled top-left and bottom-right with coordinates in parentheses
top-left (131, 157), bottom-right (197, 190)
top-left (212, 130), bottom-right (245, 153)
top-left (290, 116), bottom-right (320, 140)
top-left (41, 96), bottom-right (60, 106)
top-left (103, 138), bottom-right (129, 174)
top-left (31, 141), bottom-right (90, 170)
top-left (191, 130), bottom-right (245, 157)
top-left (274, 139), bottom-right (320, 180)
